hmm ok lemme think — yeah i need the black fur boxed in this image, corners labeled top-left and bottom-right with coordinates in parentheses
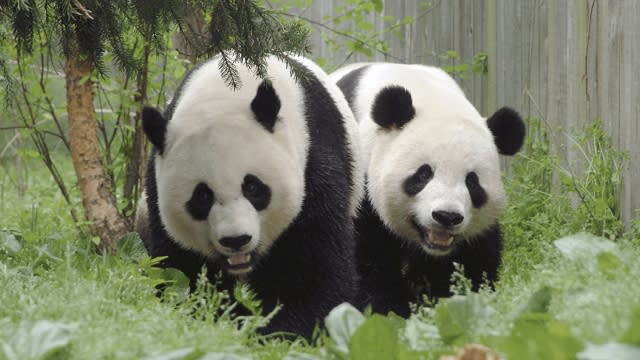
top-left (354, 193), bottom-right (502, 317)
top-left (185, 182), bottom-right (215, 221)
top-left (487, 107), bottom-right (526, 155)
top-left (465, 172), bottom-right (488, 208)
top-left (371, 86), bottom-right (415, 129)
top-left (403, 164), bottom-right (434, 196)
top-left (142, 107), bottom-right (168, 154)
top-left (336, 65), bottom-right (370, 109)
top-left (139, 59), bottom-right (357, 340)
top-left (242, 174), bottom-right (271, 211)
top-left (251, 81), bottom-right (281, 133)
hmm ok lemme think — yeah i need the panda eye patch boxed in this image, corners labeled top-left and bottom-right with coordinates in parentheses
top-left (465, 172), bottom-right (488, 208)
top-left (403, 164), bottom-right (433, 196)
top-left (243, 174), bottom-right (271, 211)
top-left (185, 182), bottom-right (215, 221)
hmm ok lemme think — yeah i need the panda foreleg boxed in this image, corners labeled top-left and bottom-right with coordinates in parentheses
top-left (454, 224), bottom-right (503, 292)
top-left (354, 198), bottom-right (412, 318)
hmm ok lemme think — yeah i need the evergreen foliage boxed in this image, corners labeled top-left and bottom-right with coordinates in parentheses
top-left (0, 0), bottom-right (310, 86)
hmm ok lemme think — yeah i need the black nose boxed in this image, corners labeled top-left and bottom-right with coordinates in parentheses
top-left (219, 235), bottom-right (251, 250)
top-left (432, 210), bottom-right (464, 227)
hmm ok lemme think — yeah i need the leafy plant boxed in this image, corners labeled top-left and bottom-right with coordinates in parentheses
top-left (440, 50), bottom-right (488, 79)
top-left (501, 118), bottom-right (629, 278)
top-left (268, 0), bottom-right (414, 69)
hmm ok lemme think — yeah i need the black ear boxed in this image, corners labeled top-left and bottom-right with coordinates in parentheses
top-left (251, 81), bottom-right (281, 133)
top-left (371, 86), bottom-right (415, 129)
top-left (142, 106), bottom-right (168, 154)
top-left (487, 107), bottom-right (526, 156)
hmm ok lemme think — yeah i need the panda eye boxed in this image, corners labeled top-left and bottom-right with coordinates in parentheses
top-left (244, 182), bottom-right (258, 197)
top-left (466, 172), bottom-right (488, 208)
top-left (403, 164), bottom-right (433, 196)
top-left (185, 182), bottom-right (215, 221)
top-left (418, 165), bottom-right (433, 182)
top-left (242, 174), bottom-right (271, 211)
top-left (465, 172), bottom-right (479, 189)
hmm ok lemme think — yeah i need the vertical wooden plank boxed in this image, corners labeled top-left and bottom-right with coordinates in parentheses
top-left (410, 0), bottom-right (428, 64)
top-left (486, 0), bottom-right (497, 112)
top-left (575, 0), bottom-right (589, 132)
top-left (469, 0), bottom-right (486, 114)
top-left (618, 0), bottom-right (640, 224)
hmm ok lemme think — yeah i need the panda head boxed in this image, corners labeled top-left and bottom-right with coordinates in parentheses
top-left (365, 86), bottom-right (525, 256)
top-left (143, 72), bottom-right (307, 276)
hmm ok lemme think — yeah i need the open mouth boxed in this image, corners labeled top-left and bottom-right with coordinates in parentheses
top-left (223, 252), bottom-right (256, 274)
top-left (410, 217), bottom-right (456, 251)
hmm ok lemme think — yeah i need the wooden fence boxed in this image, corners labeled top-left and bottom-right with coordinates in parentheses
top-left (294, 0), bottom-right (640, 225)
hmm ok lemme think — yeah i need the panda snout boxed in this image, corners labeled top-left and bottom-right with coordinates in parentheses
top-left (219, 234), bottom-right (252, 251)
top-left (432, 210), bottom-right (464, 228)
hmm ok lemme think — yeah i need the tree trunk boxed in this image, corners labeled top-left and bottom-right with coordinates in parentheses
top-left (65, 56), bottom-right (129, 252)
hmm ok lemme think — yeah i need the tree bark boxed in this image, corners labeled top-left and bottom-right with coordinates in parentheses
top-left (65, 56), bottom-right (129, 252)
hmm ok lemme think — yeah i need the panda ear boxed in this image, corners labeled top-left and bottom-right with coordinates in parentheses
top-left (371, 86), bottom-right (415, 129)
top-left (251, 81), bottom-right (281, 133)
top-left (487, 107), bottom-right (526, 156)
top-left (142, 106), bottom-right (168, 155)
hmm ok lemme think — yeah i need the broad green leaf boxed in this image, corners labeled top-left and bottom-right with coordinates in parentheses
top-left (355, 19), bottom-right (374, 31)
top-left (199, 353), bottom-right (251, 360)
top-left (2, 320), bottom-right (76, 360)
top-left (160, 268), bottom-right (191, 301)
top-left (522, 286), bottom-right (553, 314)
top-left (284, 353), bottom-right (322, 360)
top-left (435, 294), bottom-right (495, 345)
top-left (404, 316), bottom-right (440, 351)
top-left (144, 348), bottom-right (195, 360)
top-left (620, 306), bottom-right (640, 345)
top-left (372, 0), bottom-right (384, 13)
top-left (596, 251), bottom-right (622, 279)
top-left (488, 315), bottom-right (583, 360)
top-left (324, 302), bottom-right (365, 353)
top-left (578, 342), bottom-right (640, 360)
top-left (554, 233), bottom-right (618, 261)
top-left (141, 348), bottom-right (201, 360)
top-left (115, 232), bottom-right (146, 261)
top-left (0, 231), bottom-right (21, 253)
top-left (349, 315), bottom-right (398, 360)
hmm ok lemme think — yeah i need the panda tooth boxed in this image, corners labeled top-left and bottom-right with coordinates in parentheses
top-left (227, 253), bottom-right (251, 266)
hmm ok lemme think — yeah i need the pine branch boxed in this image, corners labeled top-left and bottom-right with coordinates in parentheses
top-left (71, 0), bottom-right (93, 20)
top-left (217, 50), bottom-right (241, 89)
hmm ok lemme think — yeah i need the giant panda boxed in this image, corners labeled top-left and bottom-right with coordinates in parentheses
top-left (135, 54), bottom-right (364, 339)
top-left (330, 63), bottom-right (525, 317)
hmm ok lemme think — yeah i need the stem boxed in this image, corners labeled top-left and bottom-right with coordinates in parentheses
top-left (15, 50), bottom-right (79, 223)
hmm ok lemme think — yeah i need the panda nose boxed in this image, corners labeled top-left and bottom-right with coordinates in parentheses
top-left (432, 210), bottom-right (464, 227)
top-left (219, 235), bottom-right (252, 251)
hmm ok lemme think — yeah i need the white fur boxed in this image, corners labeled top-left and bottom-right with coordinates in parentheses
top-left (156, 55), bottom-right (309, 262)
top-left (332, 63), bottom-right (507, 256)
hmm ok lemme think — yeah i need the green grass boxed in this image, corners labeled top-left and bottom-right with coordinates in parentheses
top-left (1, 119), bottom-right (640, 359)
